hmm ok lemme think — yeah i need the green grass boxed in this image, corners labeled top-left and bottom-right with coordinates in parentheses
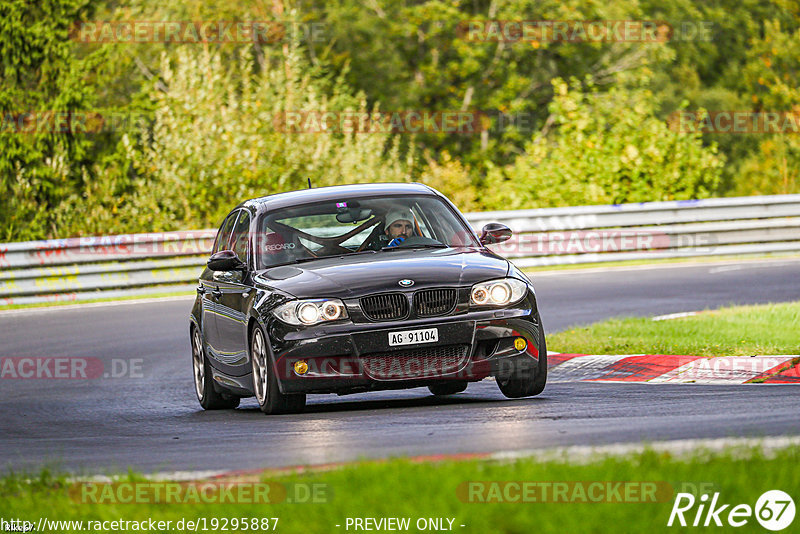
top-left (523, 252), bottom-right (800, 273)
top-left (2, 446), bottom-right (798, 533)
top-left (548, 301), bottom-right (800, 357)
top-left (0, 291), bottom-right (194, 311)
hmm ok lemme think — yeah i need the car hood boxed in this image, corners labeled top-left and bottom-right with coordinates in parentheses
top-left (254, 248), bottom-right (510, 299)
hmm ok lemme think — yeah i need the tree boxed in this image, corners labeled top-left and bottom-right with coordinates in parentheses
top-left (119, 38), bottom-right (413, 231)
top-left (732, 18), bottom-right (800, 195)
top-left (301, 0), bottom-right (666, 169)
top-left (0, 0), bottom-right (108, 240)
top-left (482, 76), bottom-right (723, 209)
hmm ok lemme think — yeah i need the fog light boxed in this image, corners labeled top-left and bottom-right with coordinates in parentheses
top-left (514, 337), bottom-right (527, 351)
top-left (294, 360), bottom-right (309, 375)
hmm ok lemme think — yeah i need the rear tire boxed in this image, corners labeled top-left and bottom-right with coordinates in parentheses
top-left (428, 382), bottom-right (468, 396)
top-left (192, 326), bottom-right (240, 410)
top-left (251, 324), bottom-right (306, 414)
top-left (496, 319), bottom-right (547, 399)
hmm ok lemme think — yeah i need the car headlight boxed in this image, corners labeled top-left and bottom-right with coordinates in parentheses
top-left (273, 299), bottom-right (349, 326)
top-left (470, 278), bottom-right (527, 307)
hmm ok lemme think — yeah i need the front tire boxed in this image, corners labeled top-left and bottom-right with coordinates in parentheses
top-left (251, 324), bottom-right (306, 414)
top-left (192, 326), bottom-right (240, 410)
top-left (496, 319), bottom-right (547, 399)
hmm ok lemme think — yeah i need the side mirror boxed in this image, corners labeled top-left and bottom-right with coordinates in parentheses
top-left (208, 250), bottom-right (246, 271)
top-left (479, 223), bottom-right (512, 245)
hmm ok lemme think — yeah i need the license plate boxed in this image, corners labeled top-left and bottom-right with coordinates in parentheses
top-left (389, 328), bottom-right (439, 347)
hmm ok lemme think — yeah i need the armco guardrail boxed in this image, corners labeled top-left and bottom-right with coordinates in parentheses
top-left (467, 194), bottom-right (800, 267)
top-left (0, 231), bottom-right (215, 306)
top-left (1, 194), bottom-right (799, 305)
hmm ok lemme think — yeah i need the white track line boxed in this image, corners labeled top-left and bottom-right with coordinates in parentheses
top-left (490, 435), bottom-right (800, 464)
top-left (77, 470), bottom-right (230, 483)
top-left (651, 311), bottom-right (700, 321)
top-left (530, 257), bottom-right (800, 277)
top-left (0, 295), bottom-right (193, 316)
top-left (66, 436), bottom-right (800, 482)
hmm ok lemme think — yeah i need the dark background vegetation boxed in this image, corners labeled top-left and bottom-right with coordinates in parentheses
top-left (1, 0), bottom-right (798, 241)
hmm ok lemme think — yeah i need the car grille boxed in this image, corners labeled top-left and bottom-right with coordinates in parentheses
top-left (360, 293), bottom-right (409, 321)
top-left (414, 288), bottom-right (457, 317)
top-left (362, 344), bottom-right (470, 380)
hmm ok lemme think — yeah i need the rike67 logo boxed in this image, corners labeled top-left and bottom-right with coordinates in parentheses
top-left (668, 490), bottom-right (795, 531)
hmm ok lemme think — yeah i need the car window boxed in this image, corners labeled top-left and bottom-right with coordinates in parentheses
top-left (213, 211), bottom-right (239, 254)
top-left (277, 214), bottom-right (375, 252)
top-left (411, 205), bottom-right (431, 238)
top-left (256, 195), bottom-right (479, 269)
top-left (231, 210), bottom-right (251, 262)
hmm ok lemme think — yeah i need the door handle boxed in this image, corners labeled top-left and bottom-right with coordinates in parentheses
top-left (212, 288), bottom-right (222, 299)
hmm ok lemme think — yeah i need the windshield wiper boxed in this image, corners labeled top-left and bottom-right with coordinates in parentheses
top-left (283, 256), bottom-right (325, 265)
top-left (344, 249), bottom-right (379, 257)
top-left (380, 244), bottom-right (448, 251)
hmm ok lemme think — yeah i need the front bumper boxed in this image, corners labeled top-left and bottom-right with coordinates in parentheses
top-left (269, 306), bottom-right (543, 395)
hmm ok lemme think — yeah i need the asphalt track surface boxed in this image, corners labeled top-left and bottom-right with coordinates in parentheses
top-left (1, 258), bottom-right (799, 474)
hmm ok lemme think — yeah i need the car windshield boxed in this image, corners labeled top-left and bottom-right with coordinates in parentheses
top-left (255, 195), bottom-right (479, 269)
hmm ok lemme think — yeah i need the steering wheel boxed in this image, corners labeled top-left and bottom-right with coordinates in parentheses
top-left (356, 221), bottom-right (387, 252)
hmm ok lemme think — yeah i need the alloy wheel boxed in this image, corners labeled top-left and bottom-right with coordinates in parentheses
top-left (251, 328), bottom-right (269, 404)
top-left (192, 328), bottom-right (205, 401)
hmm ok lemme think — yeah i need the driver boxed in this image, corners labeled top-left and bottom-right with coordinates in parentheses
top-left (384, 209), bottom-right (415, 247)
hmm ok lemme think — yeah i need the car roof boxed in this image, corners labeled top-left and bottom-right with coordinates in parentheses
top-left (238, 182), bottom-right (441, 214)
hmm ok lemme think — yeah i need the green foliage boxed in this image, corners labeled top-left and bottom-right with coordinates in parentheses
top-left (733, 18), bottom-right (800, 195)
top-left (482, 77), bottom-right (723, 209)
top-left (418, 151), bottom-right (478, 212)
top-left (119, 39), bottom-right (412, 231)
top-left (302, 0), bottom-right (668, 170)
top-left (2, 0), bottom-right (799, 241)
top-left (641, 0), bottom-right (800, 195)
top-left (0, 0), bottom-right (102, 240)
top-left (2, 447), bottom-right (800, 534)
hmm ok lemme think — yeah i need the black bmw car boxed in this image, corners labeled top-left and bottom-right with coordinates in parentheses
top-left (190, 183), bottom-right (546, 414)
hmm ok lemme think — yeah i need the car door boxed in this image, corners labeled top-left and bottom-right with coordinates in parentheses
top-left (213, 209), bottom-right (253, 373)
top-left (202, 211), bottom-right (238, 363)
